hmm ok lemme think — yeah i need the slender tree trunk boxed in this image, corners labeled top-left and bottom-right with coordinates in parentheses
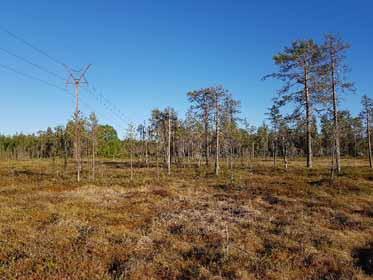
top-left (167, 111), bottom-right (171, 175)
top-left (273, 140), bottom-right (277, 168)
top-left (130, 148), bottom-right (133, 181)
top-left (204, 113), bottom-right (209, 167)
top-left (330, 143), bottom-right (336, 180)
top-left (251, 142), bottom-right (255, 160)
top-left (92, 135), bottom-right (96, 181)
top-left (367, 111), bottom-right (372, 168)
top-left (215, 107), bottom-right (220, 176)
top-left (229, 145), bottom-right (234, 179)
top-left (282, 136), bottom-right (288, 169)
top-left (156, 139), bottom-right (160, 177)
top-left (145, 137), bottom-right (149, 168)
top-left (63, 135), bottom-right (68, 175)
top-left (239, 145), bottom-right (244, 167)
top-left (304, 67), bottom-right (313, 168)
top-left (331, 59), bottom-right (341, 173)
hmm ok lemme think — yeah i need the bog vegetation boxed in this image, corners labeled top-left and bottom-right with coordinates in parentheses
top-left (0, 34), bottom-right (372, 279)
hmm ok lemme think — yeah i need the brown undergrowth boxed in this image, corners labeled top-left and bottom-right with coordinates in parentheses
top-left (0, 158), bottom-right (372, 279)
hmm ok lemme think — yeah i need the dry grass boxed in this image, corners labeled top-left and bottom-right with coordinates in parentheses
top-left (0, 158), bottom-right (372, 279)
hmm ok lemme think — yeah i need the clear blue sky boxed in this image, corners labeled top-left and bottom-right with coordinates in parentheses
top-left (0, 0), bottom-right (372, 137)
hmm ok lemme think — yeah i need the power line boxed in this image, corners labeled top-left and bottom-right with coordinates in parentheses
top-left (0, 26), bottom-right (130, 131)
top-left (0, 63), bottom-right (89, 109)
top-left (0, 62), bottom-right (125, 132)
top-left (85, 85), bottom-right (129, 124)
top-left (0, 63), bottom-right (66, 92)
top-left (0, 46), bottom-right (65, 81)
top-left (0, 62), bottom-right (125, 130)
top-left (0, 25), bottom-right (66, 68)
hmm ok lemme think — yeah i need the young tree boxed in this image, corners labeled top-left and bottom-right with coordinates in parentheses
top-left (242, 119), bottom-right (257, 162)
top-left (167, 107), bottom-right (172, 175)
top-left (265, 39), bottom-right (322, 168)
top-left (88, 113), bottom-right (98, 180)
top-left (97, 125), bottom-right (121, 158)
top-left (149, 108), bottom-right (177, 173)
top-left (350, 117), bottom-right (364, 158)
top-left (279, 120), bottom-right (290, 169)
top-left (222, 93), bottom-right (241, 173)
top-left (321, 34), bottom-right (354, 173)
top-left (184, 109), bottom-right (204, 166)
top-left (361, 95), bottom-right (373, 168)
top-left (188, 88), bottom-right (213, 167)
top-left (266, 103), bottom-right (282, 168)
top-left (137, 122), bottom-right (150, 165)
top-left (256, 123), bottom-right (270, 159)
top-left (212, 86), bottom-right (227, 176)
top-left (126, 123), bottom-right (137, 181)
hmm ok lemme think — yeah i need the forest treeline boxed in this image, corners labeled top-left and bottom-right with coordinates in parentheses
top-left (1, 34), bottom-right (373, 175)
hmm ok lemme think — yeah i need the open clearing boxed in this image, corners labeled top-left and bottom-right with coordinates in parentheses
top-left (0, 159), bottom-right (372, 279)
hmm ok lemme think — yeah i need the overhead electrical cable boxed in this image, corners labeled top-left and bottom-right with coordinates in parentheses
top-left (0, 46), bottom-right (66, 81)
top-left (0, 26), bottom-right (130, 131)
top-left (0, 25), bottom-right (66, 68)
top-left (0, 63), bottom-right (66, 92)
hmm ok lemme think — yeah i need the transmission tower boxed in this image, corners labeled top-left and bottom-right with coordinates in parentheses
top-left (66, 65), bottom-right (91, 182)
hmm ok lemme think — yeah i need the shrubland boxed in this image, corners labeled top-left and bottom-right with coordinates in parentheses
top-left (0, 158), bottom-right (372, 279)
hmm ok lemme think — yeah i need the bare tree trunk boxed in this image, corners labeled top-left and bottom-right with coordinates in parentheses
top-left (331, 59), bottom-right (341, 174)
top-left (167, 111), bottom-right (171, 175)
top-left (304, 67), bottom-right (313, 169)
top-left (130, 149), bottom-right (133, 181)
top-left (145, 126), bottom-right (149, 168)
top-left (92, 136), bottom-right (96, 181)
top-left (145, 139), bottom-right (149, 168)
top-left (367, 110), bottom-right (372, 168)
top-left (197, 142), bottom-right (202, 168)
top-left (251, 142), bottom-right (255, 160)
top-left (282, 137), bottom-right (288, 169)
top-left (354, 133), bottom-right (357, 158)
top-left (204, 115), bottom-right (209, 167)
top-left (330, 144), bottom-right (336, 181)
top-left (156, 139), bottom-right (160, 177)
top-left (63, 135), bottom-right (68, 175)
top-left (215, 111), bottom-right (220, 176)
top-left (228, 144), bottom-right (233, 171)
top-left (273, 140), bottom-right (277, 168)
top-left (239, 145), bottom-right (244, 167)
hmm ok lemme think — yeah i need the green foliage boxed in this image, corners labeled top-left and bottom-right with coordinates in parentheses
top-left (96, 125), bottom-right (121, 158)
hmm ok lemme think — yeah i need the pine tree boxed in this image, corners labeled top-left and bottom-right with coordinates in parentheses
top-left (320, 34), bottom-right (355, 174)
top-left (265, 39), bottom-right (322, 168)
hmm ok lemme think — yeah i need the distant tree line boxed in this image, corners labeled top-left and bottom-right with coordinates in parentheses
top-left (1, 34), bottom-right (372, 177)
top-left (0, 95), bottom-right (371, 170)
